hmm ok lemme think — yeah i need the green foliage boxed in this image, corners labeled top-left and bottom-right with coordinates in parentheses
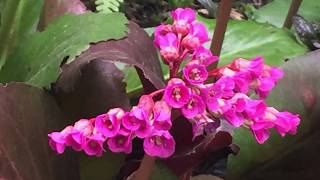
top-left (168, 0), bottom-right (193, 8)
top-left (0, 0), bottom-right (43, 69)
top-left (198, 16), bottom-right (308, 66)
top-left (227, 50), bottom-right (320, 179)
top-left (251, 0), bottom-right (320, 28)
top-left (95, 0), bottom-right (123, 13)
top-left (0, 12), bottom-right (128, 88)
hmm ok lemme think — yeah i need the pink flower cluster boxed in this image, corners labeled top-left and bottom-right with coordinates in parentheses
top-left (48, 8), bottom-right (300, 158)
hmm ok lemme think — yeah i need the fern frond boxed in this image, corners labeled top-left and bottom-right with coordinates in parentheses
top-left (95, 0), bottom-right (123, 14)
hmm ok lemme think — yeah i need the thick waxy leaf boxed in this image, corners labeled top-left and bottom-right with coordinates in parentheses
top-left (0, 0), bottom-right (43, 69)
top-left (0, 12), bottom-right (128, 88)
top-left (0, 83), bottom-right (79, 180)
top-left (227, 50), bottom-right (320, 179)
top-left (198, 16), bottom-right (308, 66)
top-left (252, 0), bottom-right (320, 28)
top-left (60, 21), bottom-right (165, 94)
top-left (38, 0), bottom-right (87, 29)
top-left (54, 59), bottom-right (130, 121)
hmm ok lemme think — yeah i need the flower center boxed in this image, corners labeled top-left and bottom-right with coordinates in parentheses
top-left (172, 88), bottom-right (182, 100)
top-left (190, 68), bottom-right (201, 80)
top-left (89, 141), bottom-right (98, 149)
top-left (104, 120), bottom-right (113, 130)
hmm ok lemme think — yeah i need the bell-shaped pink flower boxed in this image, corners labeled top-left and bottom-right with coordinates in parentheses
top-left (156, 33), bottom-right (179, 63)
top-left (183, 62), bottom-right (208, 85)
top-left (181, 23), bottom-right (209, 50)
top-left (82, 134), bottom-right (105, 157)
top-left (143, 130), bottom-right (175, 158)
top-left (154, 24), bottom-right (173, 39)
top-left (95, 108), bottom-right (124, 138)
top-left (48, 132), bottom-right (66, 154)
top-left (275, 111), bottom-right (300, 136)
top-left (153, 101), bottom-right (172, 131)
top-left (164, 78), bottom-right (191, 108)
top-left (252, 128), bottom-right (270, 144)
top-left (131, 95), bottom-right (154, 121)
top-left (181, 94), bottom-right (205, 119)
top-left (135, 118), bottom-right (153, 138)
top-left (65, 130), bottom-right (83, 151)
top-left (171, 8), bottom-right (196, 35)
top-left (74, 119), bottom-right (94, 136)
top-left (122, 112), bottom-right (140, 131)
top-left (192, 46), bottom-right (219, 66)
top-left (107, 128), bottom-right (132, 154)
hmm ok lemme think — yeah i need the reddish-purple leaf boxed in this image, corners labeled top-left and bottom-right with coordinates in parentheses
top-left (54, 59), bottom-right (131, 121)
top-left (0, 83), bottom-right (79, 180)
top-left (39, 0), bottom-right (88, 29)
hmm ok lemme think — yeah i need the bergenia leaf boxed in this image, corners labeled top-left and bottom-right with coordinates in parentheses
top-left (0, 12), bottom-right (128, 88)
top-left (0, 83), bottom-right (79, 180)
top-left (54, 59), bottom-right (131, 121)
top-left (0, 0), bottom-right (43, 69)
top-left (61, 21), bottom-right (165, 93)
top-left (228, 50), bottom-right (320, 179)
top-left (38, 0), bottom-right (87, 29)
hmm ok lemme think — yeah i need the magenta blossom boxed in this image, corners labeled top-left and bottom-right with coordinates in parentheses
top-left (107, 128), bottom-right (132, 154)
top-left (135, 118), bottom-right (153, 138)
top-left (171, 8), bottom-right (195, 35)
top-left (122, 112), bottom-right (140, 131)
top-left (164, 78), bottom-right (191, 108)
top-left (48, 132), bottom-right (66, 154)
top-left (153, 101), bottom-right (172, 131)
top-left (181, 23), bottom-right (209, 50)
top-left (82, 134), bottom-right (105, 157)
top-left (182, 94), bottom-right (205, 119)
top-left (274, 111), bottom-right (300, 136)
top-left (192, 46), bottom-right (219, 66)
top-left (154, 24), bottom-right (172, 38)
top-left (131, 95), bottom-right (154, 121)
top-left (143, 130), bottom-right (175, 158)
top-left (74, 119), bottom-right (94, 136)
top-left (155, 32), bottom-right (179, 63)
top-left (183, 62), bottom-right (208, 85)
top-left (95, 108), bottom-right (124, 138)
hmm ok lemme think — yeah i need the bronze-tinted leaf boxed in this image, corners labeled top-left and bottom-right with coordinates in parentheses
top-left (0, 83), bottom-right (79, 180)
top-left (39, 0), bottom-right (87, 29)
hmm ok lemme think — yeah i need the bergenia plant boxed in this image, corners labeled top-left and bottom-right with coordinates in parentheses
top-left (48, 8), bottom-right (300, 158)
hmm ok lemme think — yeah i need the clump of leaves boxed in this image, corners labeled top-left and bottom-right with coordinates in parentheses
top-left (95, 0), bottom-right (123, 13)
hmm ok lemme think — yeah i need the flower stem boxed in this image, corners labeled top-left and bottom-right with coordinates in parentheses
top-left (131, 155), bottom-right (156, 180)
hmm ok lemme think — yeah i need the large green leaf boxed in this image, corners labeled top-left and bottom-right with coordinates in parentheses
top-left (252, 0), bottom-right (320, 28)
top-left (0, 0), bottom-right (43, 69)
top-left (227, 50), bottom-right (320, 179)
top-left (198, 17), bottom-right (308, 66)
top-left (0, 12), bottom-right (128, 88)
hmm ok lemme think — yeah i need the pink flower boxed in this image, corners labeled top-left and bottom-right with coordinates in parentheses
top-left (181, 23), bottom-right (209, 50)
top-left (183, 62), bottom-right (208, 85)
top-left (154, 24), bottom-right (173, 38)
top-left (274, 111), bottom-right (300, 136)
top-left (82, 134), bottom-right (105, 157)
top-left (164, 78), bottom-right (191, 108)
top-left (48, 132), bottom-right (66, 154)
top-left (74, 119), bottom-right (94, 136)
top-left (143, 130), bottom-right (175, 158)
top-left (252, 128), bottom-right (270, 144)
top-left (153, 101), bottom-right (172, 131)
top-left (171, 8), bottom-right (196, 35)
top-left (107, 128), bottom-right (132, 154)
top-left (192, 46), bottom-right (219, 66)
top-left (230, 57), bottom-right (264, 77)
top-left (135, 118), bottom-right (153, 138)
top-left (122, 113), bottom-right (140, 131)
top-left (181, 94), bottom-right (205, 119)
top-left (156, 32), bottom-right (179, 63)
top-left (203, 77), bottom-right (235, 112)
top-left (95, 108), bottom-right (124, 138)
top-left (131, 95), bottom-right (154, 121)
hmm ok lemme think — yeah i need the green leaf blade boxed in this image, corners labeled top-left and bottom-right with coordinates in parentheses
top-left (0, 12), bottom-right (128, 88)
